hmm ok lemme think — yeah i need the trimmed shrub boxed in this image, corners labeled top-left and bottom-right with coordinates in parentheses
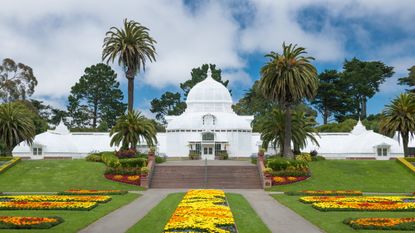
top-left (101, 152), bottom-right (120, 168)
top-left (119, 158), bottom-right (146, 168)
top-left (251, 157), bottom-right (257, 165)
top-left (406, 158), bottom-right (415, 162)
top-left (216, 151), bottom-right (228, 160)
top-left (0, 157), bottom-right (14, 161)
top-left (104, 167), bottom-right (140, 175)
top-left (155, 156), bottom-right (166, 164)
top-left (85, 153), bottom-right (102, 162)
top-left (267, 158), bottom-right (309, 172)
top-left (189, 151), bottom-right (200, 160)
top-left (295, 153), bottom-right (312, 162)
top-left (312, 155), bottom-right (326, 161)
top-left (271, 170), bottom-right (310, 177)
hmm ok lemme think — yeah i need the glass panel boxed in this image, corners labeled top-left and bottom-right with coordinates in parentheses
top-left (208, 147), bottom-right (213, 154)
top-left (377, 148), bottom-right (382, 156)
top-left (196, 143), bottom-right (201, 153)
top-left (202, 133), bottom-right (214, 141)
top-left (215, 143), bottom-right (221, 151)
top-left (204, 147), bottom-right (208, 154)
top-left (38, 148), bottom-right (42, 155)
top-left (383, 148), bottom-right (388, 156)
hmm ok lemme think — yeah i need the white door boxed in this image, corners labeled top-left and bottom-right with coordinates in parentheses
top-left (201, 145), bottom-right (215, 160)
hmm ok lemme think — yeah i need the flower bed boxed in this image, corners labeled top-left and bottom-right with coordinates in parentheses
top-left (58, 189), bottom-right (127, 195)
top-left (163, 189), bottom-right (236, 233)
top-left (0, 216), bottom-right (63, 229)
top-left (105, 174), bottom-right (140, 186)
top-left (0, 201), bottom-right (98, 210)
top-left (300, 196), bottom-right (415, 204)
top-left (312, 201), bottom-right (415, 211)
top-left (285, 190), bottom-right (362, 196)
top-left (272, 176), bottom-right (309, 185)
top-left (344, 217), bottom-right (415, 231)
top-left (0, 195), bottom-right (111, 203)
top-left (0, 157), bottom-right (21, 174)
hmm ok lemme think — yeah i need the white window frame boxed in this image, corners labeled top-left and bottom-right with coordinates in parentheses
top-left (33, 147), bottom-right (43, 156)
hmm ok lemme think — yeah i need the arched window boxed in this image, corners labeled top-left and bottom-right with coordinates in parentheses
top-left (202, 114), bottom-right (216, 126)
top-left (202, 132), bottom-right (215, 141)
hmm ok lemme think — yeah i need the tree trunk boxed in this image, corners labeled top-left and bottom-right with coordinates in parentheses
top-left (323, 107), bottom-right (329, 125)
top-left (126, 70), bottom-right (135, 112)
top-left (361, 97), bottom-right (367, 119)
top-left (283, 105), bottom-right (294, 159)
top-left (92, 100), bottom-right (98, 128)
top-left (402, 132), bottom-right (409, 157)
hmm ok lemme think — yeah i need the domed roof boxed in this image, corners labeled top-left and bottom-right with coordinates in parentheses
top-left (186, 68), bottom-right (233, 113)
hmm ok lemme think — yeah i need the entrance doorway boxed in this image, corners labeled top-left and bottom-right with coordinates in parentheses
top-left (201, 145), bottom-right (214, 160)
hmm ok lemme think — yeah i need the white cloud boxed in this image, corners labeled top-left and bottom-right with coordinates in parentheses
top-left (1, 0), bottom-right (415, 105)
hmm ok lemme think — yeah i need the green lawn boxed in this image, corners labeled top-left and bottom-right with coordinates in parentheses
top-left (0, 193), bottom-right (139, 233)
top-left (0, 160), bottom-right (144, 191)
top-left (267, 160), bottom-right (415, 192)
top-left (273, 194), bottom-right (415, 233)
top-left (127, 193), bottom-right (185, 233)
top-left (127, 193), bottom-right (271, 233)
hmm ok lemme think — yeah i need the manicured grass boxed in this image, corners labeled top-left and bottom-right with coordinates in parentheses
top-left (126, 193), bottom-right (185, 233)
top-left (0, 193), bottom-right (139, 233)
top-left (127, 192), bottom-right (271, 233)
top-left (226, 193), bottom-right (271, 233)
top-left (272, 194), bottom-right (415, 233)
top-left (0, 160), bottom-right (144, 191)
top-left (267, 160), bottom-right (415, 192)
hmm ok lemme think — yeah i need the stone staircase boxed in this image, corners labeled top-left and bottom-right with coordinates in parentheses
top-left (150, 164), bottom-right (262, 189)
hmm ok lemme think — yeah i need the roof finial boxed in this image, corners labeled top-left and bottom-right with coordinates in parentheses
top-left (206, 66), bottom-right (212, 79)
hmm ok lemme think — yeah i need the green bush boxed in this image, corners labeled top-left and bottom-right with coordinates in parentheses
top-left (85, 153), bottom-right (102, 162)
top-left (216, 151), bottom-right (228, 160)
top-left (0, 157), bottom-right (14, 161)
top-left (101, 152), bottom-right (120, 168)
top-left (104, 167), bottom-right (140, 175)
top-left (271, 170), bottom-right (310, 177)
top-left (155, 156), bottom-right (166, 164)
top-left (119, 158), bottom-right (146, 168)
top-left (251, 157), bottom-right (257, 165)
top-left (267, 158), bottom-right (309, 172)
top-left (189, 151), bottom-right (200, 160)
top-left (405, 157), bottom-right (415, 162)
top-left (295, 153), bottom-right (312, 162)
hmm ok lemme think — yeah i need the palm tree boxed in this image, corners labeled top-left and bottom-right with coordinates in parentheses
top-left (258, 108), bottom-right (319, 155)
top-left (380, 93), bottom-right (415, 157)
top-left (259, 43), bottom-right (318, 158)
top-left (102, 19), bottom-right (157, 112)
top-left (0, 103), bottom-right (35, 156)
top-left (110, 111), bottom-right (157, 150)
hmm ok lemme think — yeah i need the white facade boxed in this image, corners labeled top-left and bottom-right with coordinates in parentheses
top-left (12, 70), bottom-right (404, 161)
top-left (161, 69), bottom-right (254, 159)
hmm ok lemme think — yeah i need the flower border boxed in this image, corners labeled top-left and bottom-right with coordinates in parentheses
top-left (285, 190), bottom-right (362, 196)
top-left (0, 216), bottom-right (63, 229)
top-left (104, 174), bottom-right (140, 186)
top-left (0, 201), bottom-right (98, 211)
top-left (344, 217), bottom-right (415, 231)
top-left (58, 189), bottom-right (127, 195)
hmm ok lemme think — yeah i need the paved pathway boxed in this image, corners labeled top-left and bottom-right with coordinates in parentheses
top-left (233, 190), bottom-right (324, 233)
top-left (79, 189), bottom-right (324, 233)
top-left (78, 189), bottom-right (185, 233)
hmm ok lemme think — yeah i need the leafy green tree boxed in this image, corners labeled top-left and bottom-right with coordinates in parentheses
top-left (181, 64), bottom-right (229, 97)
top-left (257, 108), bottom-right (319, 155)
top-left (0, 58), bottom-right (37, 102)
top-left (28, 99), bottom-right (68, 127)
top-left (150, 92), bottom-right (186, 123)
top-left (102, 19), bottom-right (157, 112)
top-left (342, 58), bottom-right (394, 119)
top-left (110, 111), bottom-right (157, 150)
top-left (311, 70), bottom-right (352, 124)
top-left (380, 93), bottom-right (415, 157)
top-left (398, 65), bottom-right (415, 93)
top-left (0, 102), bottom-right (36, 156)
top-left (15, 100), bottom-right (48, 134)
top-left (259, 43), bottom-right (318, 158)
top-left (67, 63), bottom-right (126, 128)
top-left (150, 64), bottom-right (229, 123)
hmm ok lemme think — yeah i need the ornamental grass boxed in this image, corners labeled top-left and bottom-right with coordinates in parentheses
top-left (163, 189), bottom-right (236, 233)
top-left (285, 190), bottom-right (362, 196)
top-left (312, 201), bottom-right (415, 212)
top-left (0, 216), bottom-right (63, 229)
top-left (0, 195), bottom-right (111, 203)
top-left (0, 201), bottom-right (98, 211)
top-left (58, 189), bottom-right (127, 195)
top-left (344, 217), bottom-right (415, 231)
top-left (300, 196), bottom-right (415, 204)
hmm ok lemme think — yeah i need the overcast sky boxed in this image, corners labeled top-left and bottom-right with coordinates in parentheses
top-left (1, 0), bottom-right (414, 123)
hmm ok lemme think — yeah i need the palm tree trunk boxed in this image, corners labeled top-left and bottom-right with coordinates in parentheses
top-left (126, 70), bottom-right (134, 112)
top-left (283, 105), bottom-right (294, 159)
top-left (402, 132), bottom-right (409, 157)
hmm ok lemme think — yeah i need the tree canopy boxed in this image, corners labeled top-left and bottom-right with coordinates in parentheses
top-left (398, 65), bottom-right (415, 93)
top-left (0, 58), bottom-right (37, 103)
top-left (67, 63), bottom-right (126, 129)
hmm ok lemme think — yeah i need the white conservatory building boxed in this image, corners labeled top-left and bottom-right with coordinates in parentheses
top-left (12, 69), bottom-right (405, 160)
